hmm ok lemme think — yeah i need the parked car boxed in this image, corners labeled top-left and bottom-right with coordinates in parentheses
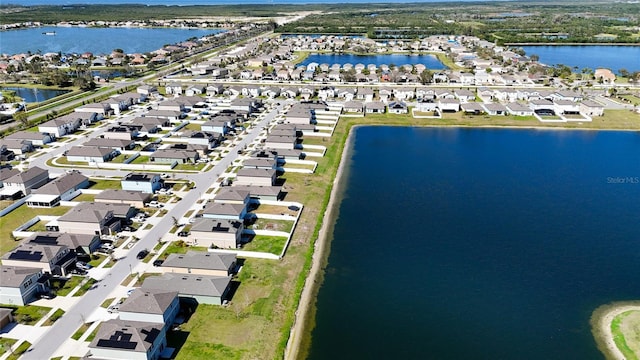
top-left (136, 249), bottom-right (149, 259)
top-left (107, 304), bottom-right (120, 313)
top-left (76, 261), bottom-right (92, 271)
top-left (153, 259), bottom-right (164, 267)
top-left (178, 231), bottom-right (189, 237)
top-left (145, 201), bottom-right (163, 208)
top-left (38, 292), bottom-right (56, 300)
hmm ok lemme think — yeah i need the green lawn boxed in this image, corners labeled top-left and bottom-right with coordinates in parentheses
top-left (74, 279), bottom-right (97, 297)
top-left (0, 204), bottom-right (71, 255)
top-left (5, 341), bottom-right (31, 360)
top-left (43, 309), bottom-right (65, 326)
top-left (71, 322), bottom-right (94, 340)
top-left (249, 219), bottom-right (294, 233)
top-left (174, 163), bottom-right (206, 171)
top-left (0, 338), bottom-right (17, 356)
top-left (0, 305), bottom-right (52, 325)
top-left (88, 179), bottom-right (121, 190)
top-left (131, 155), bottom-right (150, 164)
top-left (242, 235), bottom-right (288, 255)
top-left (71, 193), bottom-right (96, 202)
top-left (158, 241), bottom-right (207, 260)
top-left (50, 276), bottom-right (85, 296)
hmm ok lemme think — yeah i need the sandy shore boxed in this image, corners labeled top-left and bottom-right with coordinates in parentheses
top-left (592, 303), bottom-right (640, 360)
top-left (283, 125), bottom-right (356, 360)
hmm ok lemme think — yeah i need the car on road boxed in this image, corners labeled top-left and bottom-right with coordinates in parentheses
top-left (136, 249), bottom-right (149, 259)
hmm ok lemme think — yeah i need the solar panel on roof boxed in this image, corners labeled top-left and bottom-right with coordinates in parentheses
top-left (8, 250), bottom-right (43, 261)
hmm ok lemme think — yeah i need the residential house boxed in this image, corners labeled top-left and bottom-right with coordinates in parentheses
top-left (342, 101), bottom-right (364, 114)
top-left (189, 218), bottom-right (243, 249)
top-left (5, 131), bottom-right (52, 146)
top-left (27, 170), bottom-right (89, 207)
top-left (0, 139), bottom-right (34, 156)
top-left (438, 98), bottom-right (461, 112)
top-left (554, 99), bottom-right (580, 115)
top-left (118, 288), bottom-right (180, 326)
top-left (264, 135), bottom-right (297, 150)
top-left (454, 89), bottom-right (475, 103)
top-left (84, 138), bottom-right (136, 151)
top-left (364, 101), bottom-right (386, 114)
top-left (229, 185), bottom-right (282, 202)
top-left (185, 85), bottom-right (206, 97)
top-left (594, 68), bottom-right (616, 84)
top-left (506, 102), bottom-right (534, 116)
top-left (150, 149), bottom-right (199, 164)
top-left (235, 168), bottom-right (277, 186)
top-left (0, 166), bottom-right (49, 198)
top-left (38, 114), bottom-right (82, 137)
top-left (461, 102), bottom-right (485, 115)
top-left (2, 243), bottom-right (75, 277)
top-left (103, 126), bottom-right (138, 140)
top-left (165, 83), bottom-right (183, 95)
top-left (74, 102), bottom-right (112, 117)
top-left (65, 146), bottom-right (116, 163)
top-left (121, 173), bottom-right (162, 194)
top-left (0, 168), bottom-right (19, 188)
top-left (24, 232), bottom-right (101, 257)
top-left (142, 273), bottom-right (232, 306)
top-left (55, 202), bottom-right (129, 236)
top-left (181, 131), bottom-right (222, 149)
top-left (0, 266), bottom-right (48, 306)
top-left (387, 101), bottom-right (409, 114)
top-left (243, 157), bottom-right (277, 170)
top-left (201, 202), bottom-right (247, 221)
top-left (95, 189), bottom-right (152, 208)
top-left (213, 188), bottom-right (251, 206)
top-left (160, 251), bottom-right (237, 277)
top-left (579, 100), bottom-right (605, 117)
top-left (88, 319), bottom-right (167, 360)
top-left (482, 103), bottom-right (508, 116)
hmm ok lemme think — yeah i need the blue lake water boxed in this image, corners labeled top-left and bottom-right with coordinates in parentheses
top-left (2, 87), bottom-right (70, 102)
top-left (307, 127), bottom-right (640, 360)
top-left (299, 53), bottom-right (446, 69)
top-left (0, 26), bottom-right (223, 55)
top-left (521, 45), bottom-right (640, 73)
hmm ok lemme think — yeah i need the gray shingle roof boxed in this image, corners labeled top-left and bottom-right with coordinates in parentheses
top-left (0, 265), bottom-right (41, 287)
top-left (141, 273), bottom-right (231, 297)
top-left (161, 251), bottom-right (236, 272)
top-left (89, 319), bottom-right (162, 353)
top-left (119, 288), bottom-right (178, 315)
top-left (33, 171), bottom-right (87, 196)
top-left (202, 202), bottom-right (246, 217)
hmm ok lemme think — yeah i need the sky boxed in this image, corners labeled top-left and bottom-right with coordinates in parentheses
top-left (7, 0), bottom-right (505, 5)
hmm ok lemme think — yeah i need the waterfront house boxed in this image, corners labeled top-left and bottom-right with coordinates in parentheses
top-left (88, 319), bottom-right (167, 360)
top-left (579, 100), bottom-right (605, 117)
top-left (506, 102), bottom-right (534, 117)
top-left (230, 185), bottom-right (283, 202)
top-left (461, 102), bottom-right (484, 115)
top-left (121, 173), bottom-right (162, 194)
top-left (160, 251), bottom-right (237, 277)
top-left (387, 101), bottom-right (409, 114)
top-left (365, 101), bottom-right (386, 114)
top-left (482, 103), bottom-right (508, 116)
top-left (0, 266), bottom-right (48, 306)
top-left (454, 89), bottom-right (475, 103)
top-left (213, 188), bottom-right (251, 206)
top-left (141, 273), bottom-right (232, 306)
top-left (264, 135), bottom-right (297, 150)
top-left (594, 68), bottom-right (616, 84)
top-left (343, 101), bottom-right (364, 114)
top-left (553, 99), bottom-right (580, 115)
top-left (235, 168), bottom-right (277, 187)
top-left (438, 98), bottom-right (461, 112)
top-left (189, 218), bottom-right (243, 249)
top-left (202, 202), bottom-right (247, 221)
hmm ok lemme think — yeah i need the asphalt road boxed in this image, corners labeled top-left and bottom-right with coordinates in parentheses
top-left (20, 101), bottom-right (283, 360)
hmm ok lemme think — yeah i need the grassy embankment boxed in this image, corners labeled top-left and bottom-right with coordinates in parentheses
top-left (591, 302), bottom-right (640, 360)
